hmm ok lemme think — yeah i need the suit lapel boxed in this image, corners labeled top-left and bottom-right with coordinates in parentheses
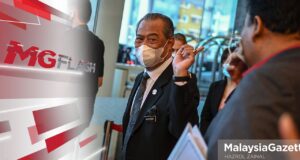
top-left (213, 79), bottom-right (227, 115)
top-left (123, 73), bottom-right (143, 129)
top-left (133, 64), bottom-right (173, 133)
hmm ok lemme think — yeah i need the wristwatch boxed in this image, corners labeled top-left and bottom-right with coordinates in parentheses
top-left (172, 73), bottom-right (192, 82)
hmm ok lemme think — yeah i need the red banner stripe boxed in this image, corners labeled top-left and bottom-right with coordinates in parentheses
top-left (0, 121), bottom-right (11, 134)
top-left (14, 0), bottom-right (51, 20)
top-left (28, 126), bottom-right (40, 144)
top-left (13, 0), bottom-right (70, 20)
top-left (79, 134), bottom-right (97, 148)
top-left (45, 124), bottom-right (86, 153)
top-left (0, 11), bottom-right (27, 30)
top-left (24, 0), bottom-right (70, 20)
top-left (111, 123), bottom-right (123, 133)
top-left (18, 149), bottom-right (51, 160)
top-left (33, 103), bottom-right (79, 135)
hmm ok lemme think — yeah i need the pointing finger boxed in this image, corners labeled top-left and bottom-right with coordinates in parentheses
top-left (193, 46), bottom-right (205, 55)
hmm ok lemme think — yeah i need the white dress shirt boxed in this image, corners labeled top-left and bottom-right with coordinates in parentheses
top-left (131, 57), bottom-right (188, 113)
top-left (141, 58), bottom-right (173, 107)
top-left (130, 58), bottom-right (172, 112)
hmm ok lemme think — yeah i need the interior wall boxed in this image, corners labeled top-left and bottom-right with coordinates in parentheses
top-left (95, 0), bottom-right (125, 97)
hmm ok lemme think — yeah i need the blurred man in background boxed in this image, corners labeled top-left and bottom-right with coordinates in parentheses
top-left (172, 33), bottom-right (187, 57)
top-left (205, 0), bottom-right (300, 159)
top-left (66, 0), bottom-right (105, 123)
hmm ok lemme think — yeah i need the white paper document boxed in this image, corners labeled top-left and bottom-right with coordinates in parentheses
top-left (168, 123), bottom-right (207, 160)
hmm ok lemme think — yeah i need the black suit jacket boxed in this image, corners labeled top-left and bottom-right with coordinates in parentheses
top-left (122, 64), bottom-right (200, 160)
top-left (200, 79), bottom-right (227, 135)
top-left (205, 47), bottom-right (300, 160)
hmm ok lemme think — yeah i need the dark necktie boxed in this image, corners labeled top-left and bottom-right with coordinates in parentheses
top-left (122, 72), bottom-right (150, 156)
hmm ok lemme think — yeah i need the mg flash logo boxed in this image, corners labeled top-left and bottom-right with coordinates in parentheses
top-left (5, 41), bottom-right (56, 68)
top-left (4, 41), bottom-right (96, 73)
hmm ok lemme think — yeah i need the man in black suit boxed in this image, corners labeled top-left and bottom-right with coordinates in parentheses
top-left (205, 0), bottom-right (300, 159)
top-left (121, 13), bottom-right (202, 160)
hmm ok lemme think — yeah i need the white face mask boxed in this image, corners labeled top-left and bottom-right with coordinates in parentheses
top-left (222, 63), bottom-right (231, 78)
top-left (135, 43), bottom-right (168, 68)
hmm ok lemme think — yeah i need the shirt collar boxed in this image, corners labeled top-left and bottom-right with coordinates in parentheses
top-left (243, 45), bottom-right (300, 77)
top-left (145, 58), bottom-right (172, 81)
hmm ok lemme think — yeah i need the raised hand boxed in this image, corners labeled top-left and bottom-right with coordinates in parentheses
top-left (172, 45), bottom-right (204, 76)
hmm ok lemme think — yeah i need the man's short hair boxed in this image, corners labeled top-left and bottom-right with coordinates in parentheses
top-left (246, 0), bottom-right (300, 34)
top-left (136, 13), bottom-right (174, 38)
top-left (174, 33), bottom-right (187, 44)
top-left (71, 0), bottom-right (92, 24)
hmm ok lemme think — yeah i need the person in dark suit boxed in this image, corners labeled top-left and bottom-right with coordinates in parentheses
top-left (205, 0), bottom-right (300, 159)
top-left (65, 0), bottom-right (105, 123)
top-left (121, 13), bottom-right (203, 160)
top-left (200, 49), bottom-right (231, 134)
top-left (200, 47), bottom-right (247, 135)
